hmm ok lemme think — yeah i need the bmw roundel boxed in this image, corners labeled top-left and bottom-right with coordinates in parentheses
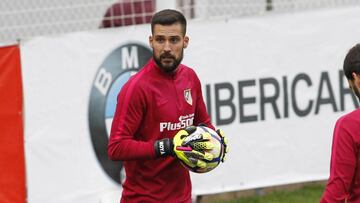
top-left (88, 43), bottom-right (152, 184)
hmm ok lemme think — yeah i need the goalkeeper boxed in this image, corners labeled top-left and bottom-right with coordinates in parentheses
top-left (108, 9), bottom-right (228, 203)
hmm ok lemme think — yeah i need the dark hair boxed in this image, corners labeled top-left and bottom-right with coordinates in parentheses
top-left (151, 9), bottom-right (187, 36)
top-left (344, 43), bottom-right (360, 80)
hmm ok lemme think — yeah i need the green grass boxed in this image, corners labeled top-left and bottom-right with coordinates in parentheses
top-left (212, 184), bottom-right (325, 203)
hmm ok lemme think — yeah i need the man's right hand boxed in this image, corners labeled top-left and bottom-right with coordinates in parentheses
top-left (154, 126), bottom-right (214, 168)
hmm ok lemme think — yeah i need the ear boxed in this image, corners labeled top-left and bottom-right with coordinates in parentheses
top-left (183, 36), bottom-right (189, 49)
top-left (149, 36), bottom-right (154, 49)
top-left (352, 72), bottom-right (360, 81)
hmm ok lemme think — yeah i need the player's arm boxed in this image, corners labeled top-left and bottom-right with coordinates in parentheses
top-left (108, 80), bottom-right (156, 161)
top-left (192, 71), bottom-right (229, 162)
top-left (320, 116), bottom-right (357, 202)
top-left (192, 73), bottom-right (214, 129)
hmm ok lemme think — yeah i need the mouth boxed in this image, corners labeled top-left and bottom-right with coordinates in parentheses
top-left (161, 56), bottom-right (175, 64)
top-left (162, 58), bottom-right (173, 63)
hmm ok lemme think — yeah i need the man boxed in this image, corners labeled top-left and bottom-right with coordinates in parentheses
top-left (108, 9), bottom-right (227, 202)
top-left (321, 44), bottom-right (360, 202)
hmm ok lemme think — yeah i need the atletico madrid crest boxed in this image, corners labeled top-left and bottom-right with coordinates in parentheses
top-left (184, 89), bottom-right (193, 106)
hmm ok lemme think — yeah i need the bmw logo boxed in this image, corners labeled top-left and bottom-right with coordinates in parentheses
top-left (88, 43), bottom-right (152, 184)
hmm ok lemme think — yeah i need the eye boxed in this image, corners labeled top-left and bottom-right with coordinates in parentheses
top-left (170, 37), bottom-right (180, 44)
top-left (155, 37), bottom-right (165, 43)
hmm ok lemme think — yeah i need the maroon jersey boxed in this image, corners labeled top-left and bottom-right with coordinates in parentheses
top-left (321, 108), bottom-right (360, 203)
top-left (108, 58), bottom-right (213, 202)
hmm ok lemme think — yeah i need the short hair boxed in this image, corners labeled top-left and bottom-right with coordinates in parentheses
top-left (151, 9), bottom-right (187, 36)
top-left (344, 43), bottom-right (360, 80)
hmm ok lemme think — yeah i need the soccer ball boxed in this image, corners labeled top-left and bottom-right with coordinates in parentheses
top-left (181, 126), bottom-right (226, 173)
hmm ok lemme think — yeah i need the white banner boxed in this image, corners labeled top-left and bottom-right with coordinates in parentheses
top-left (20, 6), bottom-right (360, 202)
top-left (186, 6), bottom-right (360, 195)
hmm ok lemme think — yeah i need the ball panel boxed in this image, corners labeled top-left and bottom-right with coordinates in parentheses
top-left (180, 126), bottom-right (225, 173)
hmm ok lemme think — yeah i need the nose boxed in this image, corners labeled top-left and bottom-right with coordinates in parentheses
top-left (163, 41), bottom-right (171, 52)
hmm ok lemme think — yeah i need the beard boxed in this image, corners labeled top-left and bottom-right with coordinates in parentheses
top-left (153, 50), bottom-right (184, 73)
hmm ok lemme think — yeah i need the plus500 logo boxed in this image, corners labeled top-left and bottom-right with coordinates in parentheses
top-left (159, 114), bottom-right (194, 132)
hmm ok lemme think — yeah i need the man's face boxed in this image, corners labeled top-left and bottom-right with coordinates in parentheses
top-left (348, 73), bottom-right (360, 102)
top-left (149, 23), bottom-right (189, 73)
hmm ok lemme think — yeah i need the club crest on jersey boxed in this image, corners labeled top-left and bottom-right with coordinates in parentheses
top-left (184, 89), bottom-right (193, 106)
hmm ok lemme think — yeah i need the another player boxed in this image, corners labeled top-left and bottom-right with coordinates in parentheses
top-left (320, 44), bottom-right (360, 202)
top-left (108, 9), bottom-right (228, 203)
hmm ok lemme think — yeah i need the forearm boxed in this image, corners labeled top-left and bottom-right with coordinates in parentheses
top-left (108, 137), bottom-right (156, 161)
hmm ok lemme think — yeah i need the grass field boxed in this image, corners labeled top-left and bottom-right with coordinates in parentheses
top-left (203, 183), bottom-right (325, 203)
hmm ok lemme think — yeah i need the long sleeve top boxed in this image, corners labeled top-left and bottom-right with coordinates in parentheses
top-left (321, 108), bottom-right (360, 203)
top-left (108, 58), bottom-right (213, 203)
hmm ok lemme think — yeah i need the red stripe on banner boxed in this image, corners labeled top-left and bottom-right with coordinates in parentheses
top-left (0, 45), bottom-right (26, 203)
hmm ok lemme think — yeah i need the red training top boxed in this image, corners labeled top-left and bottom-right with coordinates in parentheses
top-left (108, 58), bottom-right (213, 203)
top-left (321, 108), bottom-right (360, 203)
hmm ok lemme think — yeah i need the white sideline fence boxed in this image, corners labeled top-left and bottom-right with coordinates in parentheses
top-left (1, 0), bottom-right (360, 43)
